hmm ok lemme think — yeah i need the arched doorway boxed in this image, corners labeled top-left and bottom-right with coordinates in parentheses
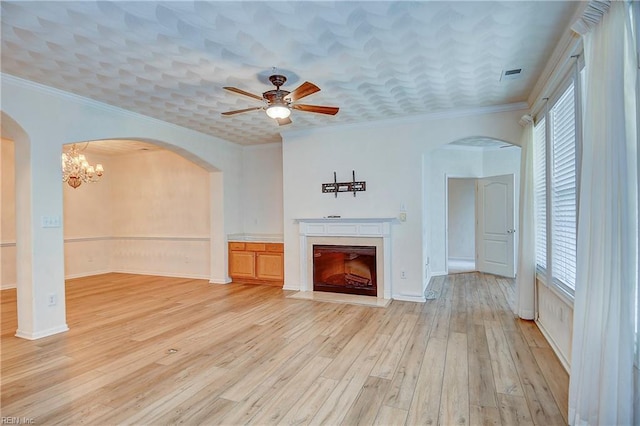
top-left (61, 139), bottom-right (215, 281)
top-left (425, 136), bottom-right (521, 277)
top-left (1, 121), bottom-right (228, 339)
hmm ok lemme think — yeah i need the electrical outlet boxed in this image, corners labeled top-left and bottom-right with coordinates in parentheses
top-left (401, 270), bottom-right (407, 279)
top-left (399, 212), bottom-right (407, 222)
top-left (47, 294), bottom-right (57, 306)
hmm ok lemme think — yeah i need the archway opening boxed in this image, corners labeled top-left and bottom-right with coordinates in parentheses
top-left (61, 137), bottom-right (218, 288)
top-left (424, 136), bottom-right (521, 278)
top-left (1, 127), bottom-right (227, 339)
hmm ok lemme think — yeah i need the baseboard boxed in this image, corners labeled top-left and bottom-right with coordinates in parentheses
top-left (64, 270), bottom-right (111, 280)
top-left (209, 277), bottom-right (232, 284)
top-left (6, 270), bottom-right (213, 288)
top-left (111, 269), bottom-right (210, 280)
top-left (392, 294), bottom-right (426, 303)
top-left (535, 319), bottom-right (571, 373)
top-left (431, 270), bottom-right (448, 277)
top-left (283, 284), bottom-right (300, 291)
top-left (518, 308), bottom-right (535, 320)
top-left (449, 257), bottom-right (475, 262)
top-left (15, 324), bottom-right (69, 340)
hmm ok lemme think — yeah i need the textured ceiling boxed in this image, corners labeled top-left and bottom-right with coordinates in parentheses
top-left (1, 1), bottom-right (577, 146)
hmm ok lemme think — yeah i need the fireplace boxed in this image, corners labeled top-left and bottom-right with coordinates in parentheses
top-left (294, 217), bottom-right (397, 301)
top-left (313, 245), bottom-right (377, 296)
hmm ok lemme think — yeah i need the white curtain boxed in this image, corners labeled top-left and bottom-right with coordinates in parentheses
top-left (569, 1), bottom-right (638, 425)
top-left (515, 117), bottom-right (535, 320)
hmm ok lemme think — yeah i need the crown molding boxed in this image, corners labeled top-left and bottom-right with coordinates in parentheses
top-left (241, 141), bottom-right (283, 151)
top-left (440, 143), bottom-right (517, 153)
top-left (280, 102), bottom-right (529, 140)
top-left (0, 73), bottom-right (240, 150)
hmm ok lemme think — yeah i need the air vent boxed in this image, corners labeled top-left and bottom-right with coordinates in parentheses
top-left (500, 68), bottom-right (523, 81)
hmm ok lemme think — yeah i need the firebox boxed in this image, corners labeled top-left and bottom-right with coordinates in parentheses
top-left (312, 245), bottom-right (377, 296)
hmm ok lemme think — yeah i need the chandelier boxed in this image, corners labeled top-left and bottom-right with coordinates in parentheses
top-left (61, 144), bottom-right (104, 189)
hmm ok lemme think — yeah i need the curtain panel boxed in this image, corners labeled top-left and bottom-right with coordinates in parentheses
top-left (515, 116), bottom-right (535, 320)
top-left (568, 1), bottom-right (638, 425)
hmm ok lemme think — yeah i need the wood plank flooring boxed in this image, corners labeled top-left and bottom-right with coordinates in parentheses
top-left (0, 272), bottom-right (568, 425)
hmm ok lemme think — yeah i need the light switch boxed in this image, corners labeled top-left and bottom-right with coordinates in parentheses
top-left (41, 216), bottom-right (61, 228)
top-left (399, 212), bottom-right (407, 222)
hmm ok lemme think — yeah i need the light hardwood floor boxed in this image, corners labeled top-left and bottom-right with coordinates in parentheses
top-left (1, 272), bottom-right (568, 425)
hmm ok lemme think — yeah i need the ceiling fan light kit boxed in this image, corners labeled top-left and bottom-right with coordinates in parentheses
top-left (265, 103), bottom-right (291, 119)
top-left (223, 73), bottom-right (338, 125)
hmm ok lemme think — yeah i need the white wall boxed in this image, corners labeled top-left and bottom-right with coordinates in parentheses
top-left (241, 143), bottom-right (284, 237)
top-left (282, 107), bottom-right (526, 301)
top-left (447, 178), bottom-right (475, 261)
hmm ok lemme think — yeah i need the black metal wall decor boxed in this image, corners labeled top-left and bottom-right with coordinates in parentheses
top-left (322, 171), bottom-right (366, 197)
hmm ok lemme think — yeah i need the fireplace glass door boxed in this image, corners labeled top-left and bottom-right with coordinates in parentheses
top-left (313, 245), bottom-right (377, 296)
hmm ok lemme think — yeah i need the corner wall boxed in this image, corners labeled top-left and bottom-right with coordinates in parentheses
top-left (241, 143), bottom-right (284, 238)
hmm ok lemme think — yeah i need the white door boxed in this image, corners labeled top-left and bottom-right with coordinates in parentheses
top-left (476, 174), bottom-right (515, 277)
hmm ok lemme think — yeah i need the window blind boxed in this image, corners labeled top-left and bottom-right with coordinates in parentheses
top-left (550, 82), bottom-right (577, 290)
top-left (533, 117), bottom-right (547, 270)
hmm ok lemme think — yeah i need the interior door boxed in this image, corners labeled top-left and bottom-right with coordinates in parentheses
top-left (476, 174), bottom-right (515, 277)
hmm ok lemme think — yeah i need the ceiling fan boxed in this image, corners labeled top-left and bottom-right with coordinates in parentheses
top-left (221, 74), bottom-right (339, 126)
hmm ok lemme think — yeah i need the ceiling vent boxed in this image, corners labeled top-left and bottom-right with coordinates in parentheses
top-left (500, 68), bottom-right (523, 81)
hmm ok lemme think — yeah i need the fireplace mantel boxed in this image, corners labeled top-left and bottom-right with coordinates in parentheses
top-left (296, 218), bottom-right (396, 300)
top-left (295, 217), bottom-right (398, 223)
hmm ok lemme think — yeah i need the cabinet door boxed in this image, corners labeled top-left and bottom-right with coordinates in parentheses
top-left (230, 251), bottom-right (256, 278)
top-left (256, 253), bottom-right (284, 280)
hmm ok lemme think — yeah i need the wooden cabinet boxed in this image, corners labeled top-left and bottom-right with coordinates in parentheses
top-left (229, 251), bottom-right (255, 278)
top-left (229, 242), bottom-right (284, 286)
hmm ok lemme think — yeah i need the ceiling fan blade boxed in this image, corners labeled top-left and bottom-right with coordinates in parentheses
top-left (292, 104), bottom-right (339, 115)
top-left (285, 82), bottom-right (320, 102)
top-left (277, 117), bottom-right (292, 126)
top-left (221, 106), bottom-right (263, 116)
top-left (223, 86), bottom-right (264, 101)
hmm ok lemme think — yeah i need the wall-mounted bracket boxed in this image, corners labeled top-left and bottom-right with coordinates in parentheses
top-left (322, 171), bottom-right (366, 197)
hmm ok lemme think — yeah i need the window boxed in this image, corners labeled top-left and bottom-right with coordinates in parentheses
top-left (533, 118), bottom-right (547, 270)
top-left (550, 83), bottom-right (578, 291)
top-left (533, 76), bottom-right (580, 296)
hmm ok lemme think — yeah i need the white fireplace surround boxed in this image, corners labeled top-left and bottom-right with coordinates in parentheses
top-left (296, 218), bottom-right (396, 300)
